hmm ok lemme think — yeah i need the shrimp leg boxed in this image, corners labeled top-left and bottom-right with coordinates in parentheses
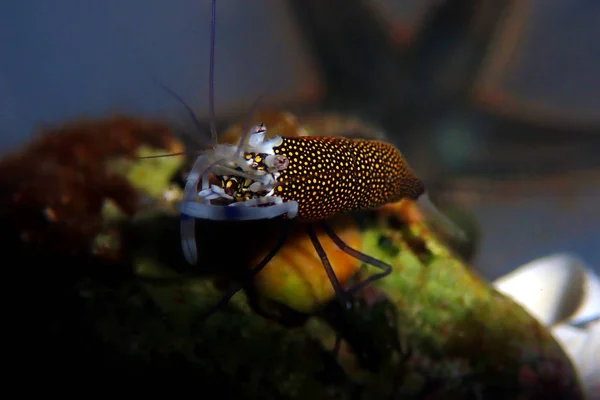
top-left (306, 224), bottom-right (352, 310)
top-left (193, 221), bottom-right (292, 324)
top-left (320, 221), bottom-right (392, 296)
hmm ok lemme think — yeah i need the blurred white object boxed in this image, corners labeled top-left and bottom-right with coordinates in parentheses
top-left (493, 253), bottom-right (600, 399)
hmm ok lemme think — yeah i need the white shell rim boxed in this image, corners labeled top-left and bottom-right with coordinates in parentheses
top-left (179, 200), bottom-right (298, 221)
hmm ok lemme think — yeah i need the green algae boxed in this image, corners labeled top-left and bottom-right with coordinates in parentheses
top-left (335, 204), bottom-right (584, 399)
top-left (112, 200), bottom-right (582, 399)
top-left (106, 145), bottom-right (185, 200)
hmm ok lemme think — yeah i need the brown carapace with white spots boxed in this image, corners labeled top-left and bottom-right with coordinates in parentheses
top-left (272, 136), bottom-right (424, 221)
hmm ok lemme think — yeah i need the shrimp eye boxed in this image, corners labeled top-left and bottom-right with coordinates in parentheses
top-left (265, 155), bottom-right (289, 171)
top-left (255, 122), bottom-right (266, 134)
top-left (248, 123), bottom-right (267, 147)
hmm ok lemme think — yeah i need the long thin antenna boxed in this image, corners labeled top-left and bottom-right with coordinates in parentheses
top-left (209, 0), bottom-right (218, 144)
top-left (137, 152), bottom-right (189, 159)
top-left (153, 80), bottom-right (211, 149)
top-left (233, 91), bottom-right (266, 160)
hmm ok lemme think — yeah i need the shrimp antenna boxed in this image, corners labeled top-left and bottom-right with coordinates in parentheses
top-left (153, 79), bottom-right (213, 150)
top-left (137, 150), bottom-right (204, 160)
top-left (416, 192), bottom-right (467, 242)
top-left (233, 92), bottom-right (266, 160)
top-left (134, 125), bottom-right (205, 160)
top-left (154, 81), bottom-right (209, 141)
top-left (152, 0), bottom-right (220, 149)
top-left (209, 0), bottom-right (269, 157)
top-left (138, 152), bottom-right (187, 159)
top-left (208, 0), bottom-right (218, 144)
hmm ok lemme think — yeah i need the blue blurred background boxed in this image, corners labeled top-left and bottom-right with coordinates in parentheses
top-left (1, 0), bottom-right (599, 279)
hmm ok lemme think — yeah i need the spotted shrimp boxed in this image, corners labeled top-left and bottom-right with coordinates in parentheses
top-left (172, 0), bottom-right (462, 317)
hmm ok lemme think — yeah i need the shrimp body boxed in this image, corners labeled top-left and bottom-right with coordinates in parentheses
top-left (271, 136), bottom-right (424, 221)
top-left (177, 0), bottom-right (450, 330)
top-left (179, 123), bottom-right (424, 264)
top-left (181, 125), bottom-right (423, 223)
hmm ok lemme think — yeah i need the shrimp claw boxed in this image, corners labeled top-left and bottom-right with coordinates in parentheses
top-left (179, 123), bottom-right (299, 265)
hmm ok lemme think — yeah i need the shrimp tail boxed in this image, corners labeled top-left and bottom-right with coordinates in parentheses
top-left (416, 192), bottom-right (468, 243)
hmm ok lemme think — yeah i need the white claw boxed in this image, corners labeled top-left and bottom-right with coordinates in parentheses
top-left (210, 184), bottom-right (233, 200)
top-left (180, 216), bottom-right (198, 265)
top-left (179, 126), bottom-right (292, 266)
top-left (249, 182), bottom-right (263, 192)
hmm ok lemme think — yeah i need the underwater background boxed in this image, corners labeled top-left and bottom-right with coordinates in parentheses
top-left (1, 0), bottom-right (598, 398)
